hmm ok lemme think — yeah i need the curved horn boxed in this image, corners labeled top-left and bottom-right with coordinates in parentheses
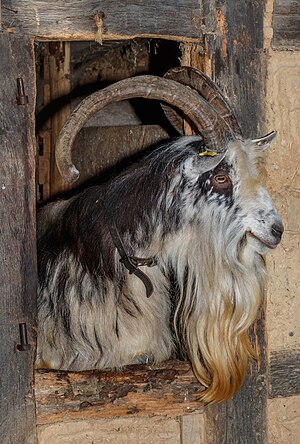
top-left (56, 75), bottom-right (231, 183)
top-left (162, 66), bottom-right (242, 136)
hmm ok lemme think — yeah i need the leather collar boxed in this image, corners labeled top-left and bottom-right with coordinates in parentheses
top-left (108, 223), bottom-right (157, 298)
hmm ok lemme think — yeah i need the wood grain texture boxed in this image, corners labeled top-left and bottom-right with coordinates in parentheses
top-left (35, 361), bottom-right (204, 424)
top-left (200, 0), bottom-right (266, 138)
top-left (273, 0), bottom-right (300, 48)
top-left (0, 34), bottom-right (37, 443)
top-left (198, 3), bottom-right (269, 439)
top-left (269, 349), bottom-right (300, 398)
top-left (48, 41), bottom-right (72, 196)
top-left (1, 0), bottom-right (201, 41)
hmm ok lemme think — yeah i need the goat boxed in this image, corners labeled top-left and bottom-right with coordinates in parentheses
top-left (36, 67), bottom-right (283, 404)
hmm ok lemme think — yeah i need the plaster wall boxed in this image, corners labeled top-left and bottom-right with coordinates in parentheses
top-left (266, 51), bottom-right (300, 353)
top-left (265, 49), bottom-right (300, 444)
top-left (37, 417), bottom-right (182, 444)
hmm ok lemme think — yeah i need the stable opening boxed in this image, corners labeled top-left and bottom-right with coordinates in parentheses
top-left (36, 39), bottom-right (182, 201)
top-left (34, 39), bottom-right (203, 423)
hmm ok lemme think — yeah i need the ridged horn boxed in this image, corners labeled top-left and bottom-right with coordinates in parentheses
top-left (162, 66), bottom-right (242, 137)
top-left (55, 75), bottom-right (231, 183)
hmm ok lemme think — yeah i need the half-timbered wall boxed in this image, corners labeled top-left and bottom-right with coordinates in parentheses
top-left (0, 1), bottom-right (299, 443)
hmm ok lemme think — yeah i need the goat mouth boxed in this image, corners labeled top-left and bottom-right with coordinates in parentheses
top-left (247, 231), bottom-right (277, 249)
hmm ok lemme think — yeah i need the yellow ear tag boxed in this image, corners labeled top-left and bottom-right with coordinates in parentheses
top-left (198, 150), bottom-right (218, 157)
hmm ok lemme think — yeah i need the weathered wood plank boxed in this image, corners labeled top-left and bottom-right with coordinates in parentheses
top-left (0, 34), bottom-right (37, 443)
top-left (273, 0), bottom-right (300, 48)
top-left (273, 0), bottom-right (300, 16)
top-left (1, 0), bottom-right (201, 41)
top-left (48, 41), bottom-right (72, 196)
top-left (200, 0), bottom-right (266, 138)
top-left (269, 349), bottom-right (300, 398)
top-left (35, 361), bottom-right (204, 424)
top-left (199, 3), bottom-right (269, 438)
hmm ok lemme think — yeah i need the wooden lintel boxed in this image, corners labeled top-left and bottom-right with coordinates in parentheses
top-left (36, 34), bottom-right (200, 44)
top-left (35, 360), bottom-right (204, 424)
top-left (1, 1), bottom-right (202, 41)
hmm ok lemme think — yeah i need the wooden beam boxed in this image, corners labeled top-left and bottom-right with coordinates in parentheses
top-left (200, 0), bottom-right (267, 138)
top-left (1, 0), bottom-right (201, 42)
top-left (35, 361), bottom-right (204, 424)
top-left (196, 6), bottom-right (269, 441)
top-left (47, 41), bottom-right (72, 196)
top-left (269, 349), bottom-right (300, 399)
top-left (272, 0), bottom-right (300, 48)
top-left (0, 34), bottom-right (37, 443)
top-left (35, 346), bottom-right (299, 427)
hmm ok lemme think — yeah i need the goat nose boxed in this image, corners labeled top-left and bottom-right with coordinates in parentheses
top-left (271, 221), bottom-right (284, 240)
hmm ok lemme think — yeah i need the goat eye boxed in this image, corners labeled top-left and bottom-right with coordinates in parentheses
top-left (214, 174), bottom-right (229, 183)
top-left (212, 174), bottom-right (232, 189)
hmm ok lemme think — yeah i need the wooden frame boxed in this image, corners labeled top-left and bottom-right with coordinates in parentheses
top-left (1, 1), bottom-right (295, 443)
top-left (0, 33), bottom-right (37, 442)
top-left (1, 1), bottom-right (201, 41)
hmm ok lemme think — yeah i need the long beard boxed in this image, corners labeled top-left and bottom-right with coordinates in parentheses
top-left (163, 214), bottom-right (266, 403)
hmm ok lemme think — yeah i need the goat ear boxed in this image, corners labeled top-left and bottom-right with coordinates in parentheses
top-left (197, 151), bottom-right (227, 174)
top-left (186, 138), bottom-right (227, 173)
top-left (251, 131), bottom-right (277, 151)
